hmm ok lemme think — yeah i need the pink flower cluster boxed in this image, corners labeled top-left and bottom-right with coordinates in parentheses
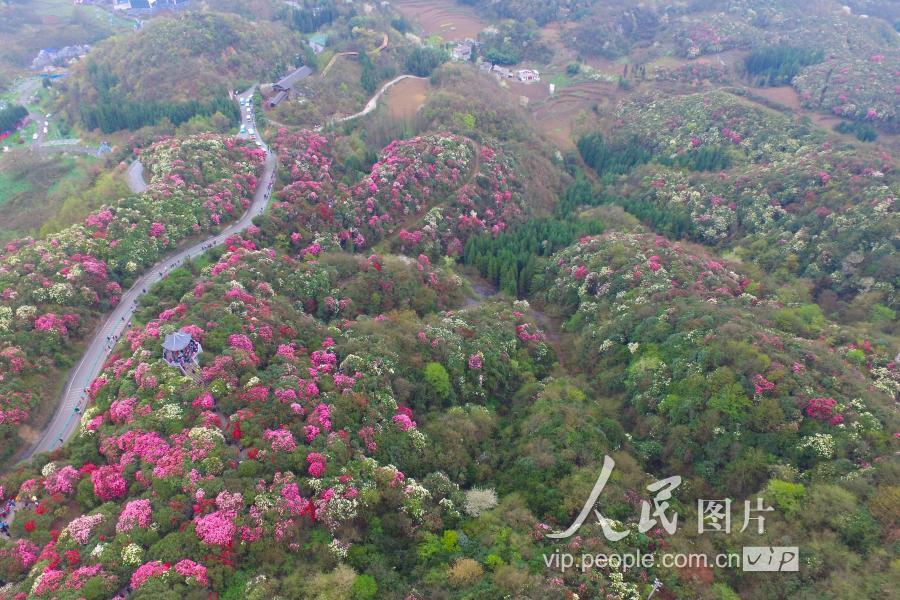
top-left (91, 464), bottom-right (127, 501)
top-left (516, 323), bottom-right (542, 342)
top-left (43, 465), bottom-right (80, 495)
top-left (805, 397), bottom-right (844, 425)
top-left (131, 560), bottom-right (169, 589)
top-left (393, 413), bottom-right (417, 431)
top-left (228, 333), bottom-right (254, 352)
top-left (174, 559), bottom-right (208, 586)
top-left (148, 222), bottom-right (166, 238)
top-left (307, 452), bottom-right (326, 477)
top-left (264, 428), bottom-right (298, 452)
top-left (192, 392), bottom-right (215, 410)
top-left (33, 313), bottom-right (79, 335)
top-left (194, 510), bottom-right (236, 547)
top-left (66, 513), bottom-right (103, 544)
top-left (752, 374), bottom-right (775, 395)
top-left (110, 397), bottom-right (137, 424)
top-left (116, 498), bottom-right (152, 533)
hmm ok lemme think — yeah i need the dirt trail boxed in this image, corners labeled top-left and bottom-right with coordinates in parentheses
top-left (321, 33), bottom-right (388, 77)
top-left (458, 272), bottom-right (571, 371)
top-left (461, 273), bottom-right (497, 308)
top-left (530, 305), bottom-right (569, 371)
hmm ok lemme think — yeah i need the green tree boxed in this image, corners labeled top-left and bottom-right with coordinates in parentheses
top-left (359, 52), bottom-right (378, 94)
top-left (423, 361), bottom-right (451, 400)
top-left (766, 479), bottom-right (806, 516)
top-left (405, 47), bottom-right (448, 77)
top-left (351, 574), bottom-right (378, 599)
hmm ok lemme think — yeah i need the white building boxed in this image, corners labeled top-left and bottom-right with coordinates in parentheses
top-left (516, 69), bottom-right (541, 83)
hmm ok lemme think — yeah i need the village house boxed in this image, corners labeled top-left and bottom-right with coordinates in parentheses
top-left (516, 69), bottom-right (541, 83)
top-left (308, 33), bottom-right (328, 55)
top-left (491, 65), bottom-right (513, 79)
top-left (451, 39), bottom-right (475, 62)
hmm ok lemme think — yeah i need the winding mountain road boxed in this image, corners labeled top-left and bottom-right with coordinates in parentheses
top-left (124, 159), bottom-right (147, 193)
top-left (6, 78), bottom-right (103, 156)
top-left (19, 87), bottom-right (276, 462)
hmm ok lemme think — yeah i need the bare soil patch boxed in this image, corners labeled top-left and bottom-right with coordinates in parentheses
top-left (505, 80), bottom-right (552, 103)
top-left (748, 85), bottom-right (844, 129)
top-left (530, 82), bottom-right (618, 149)
top-left (751, 85), bottom-right (803, 110)
top-left (384, 76), bottom-right (430, 120)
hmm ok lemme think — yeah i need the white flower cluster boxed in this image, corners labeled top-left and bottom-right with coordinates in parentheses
top-left (464, 488), bottom-right (498, 517)
top-left (79, 406), bottom-right (100, 438)
top-left (401, 479), bottom-right (431, 521)
top-left (121, 543), bottom-right (144, 566)
top-left (328, 538), bottom-right (349, 560)
top-left (157, 403), bottom-right (184, 421)
top-left (189, 426), bottom-right (225, 444)
top-left (0, 306), bottom-right (11, 333)
top-left (798, 433), bottom-right (835, 459)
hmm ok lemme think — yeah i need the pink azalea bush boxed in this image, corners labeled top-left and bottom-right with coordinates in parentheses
top-left (263, 428), bottom-right (297, 452)
top-left (43, 465), bottom-right (80, 495)
top-left (194, 510), bottom-right (237, 547)
top-left (90, 465), bottom-right (127, 501)
top-left (116, 499), bottom-right (152, 533)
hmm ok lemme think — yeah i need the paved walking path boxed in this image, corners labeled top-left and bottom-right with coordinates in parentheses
top-left (125, 159), bottom-right (147, 193)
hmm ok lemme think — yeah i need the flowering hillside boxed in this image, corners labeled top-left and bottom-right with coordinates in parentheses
top-left (267, 130), bottom-right (525, 257)
top-left (588, 91), bottom-right (899, 311)
top-left (0, 236), bottom-right (554, 598)
top-left (542, 232), bottom-right (897, 490)
top-left (0, 135), bottom-right (264, 463)
top-left (611, 91), bottom-right (815, 165)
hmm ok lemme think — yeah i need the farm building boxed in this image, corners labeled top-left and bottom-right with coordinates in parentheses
top-left (268, 90), bottom-right (289, 108)
top-left (451, 40), bottom-right (475, 62)
top-left (273, 65), bottom-right (314, 92)
top-left (516, 69), bottom-right (541, 82)
top-left (308, 33), bottom-right (328, 54)
top-left (269, 65), bottom-right (313, 107)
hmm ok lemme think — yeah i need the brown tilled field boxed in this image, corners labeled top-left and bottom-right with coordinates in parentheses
top-left (531, 83), bottom-right (618, 149)
top-left (392, 0), bottom-right (488, 40)
top-left (384, 77), bottom-right (431, 120)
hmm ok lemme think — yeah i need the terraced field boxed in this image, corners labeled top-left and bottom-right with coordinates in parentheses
top-left (392, 0), bottom-right (488, 40)
top-left (531, 82), bottom-right (618, 149)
